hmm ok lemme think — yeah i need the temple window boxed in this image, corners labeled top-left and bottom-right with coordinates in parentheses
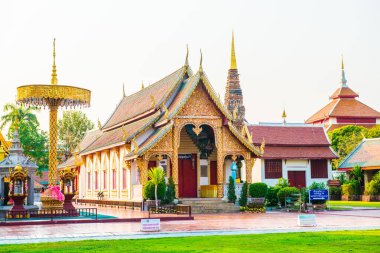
top-left (264, 159), bottom-right (282, 179)
top-left (112, 170), bottom-right (116, 189)
top-left (311, 159), bottom-right (328, 178)
top-left (122, 168), bottom-right (127, 190)
top-left (103, 170), bottom-right (107, 189)
top-left (87, 173), bottom-right (91, 189)
top-left (95, 171), bottom-right (98, 189)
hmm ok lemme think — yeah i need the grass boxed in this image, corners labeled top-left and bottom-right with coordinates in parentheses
top-left (1, 230), bottom-right (380, 253)
top-left (327, 200), bottom-right (380, 208)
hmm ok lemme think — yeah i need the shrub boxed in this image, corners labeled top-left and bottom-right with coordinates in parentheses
top-left (277, 187), bottom-right (300, 206)
top-left (249, 182), bottom-right (268, 198)
top-left (341, 180), bottom-right (361, 196)
top-left (266, 186), bottom-right (280, 207)
top-left (163, 177), bottom-right (176, 204)
top-left (275, 178), bottom-right (289, 188)
top-left (143, 179), bottom-right (166, 200)
top-left (300, 187), bottom-right (309, 203)
top-left (309, 182), bottom-right (327, 190)
top-left (238, 181), bottom-right (248, 206)
top-left (365, 171), bottom-right (380, 196)
top-left (329, 186), bottom-right (342, 199)
top-left (227, 176), bottom-right (236, 203)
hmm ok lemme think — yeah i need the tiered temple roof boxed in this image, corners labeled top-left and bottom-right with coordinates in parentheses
top-left (306, 59), bottom-right (380, 130)
top-left (78, 50), bottom-right (260, 160)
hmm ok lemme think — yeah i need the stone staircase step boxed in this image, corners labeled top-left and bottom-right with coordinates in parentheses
top-left (179, 198), bottom-right (241, 214)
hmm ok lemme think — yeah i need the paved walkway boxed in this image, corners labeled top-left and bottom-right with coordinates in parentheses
top-left (1, 207), bottom-right (380, 244)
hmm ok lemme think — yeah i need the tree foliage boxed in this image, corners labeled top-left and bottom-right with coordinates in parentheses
top-left (58, 111), bottom-right (94, 155)
top-left (147, 167), bottom-right (165, 208)
top-left (227, 176), bottom-right (237, 203)
top-left (328, 125), bottom-right (380, 169)
top-left (0, 103), bottom-right (48, 175)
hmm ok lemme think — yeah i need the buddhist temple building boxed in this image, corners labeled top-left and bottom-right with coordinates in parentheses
top-left (76, 50), bottom-right (263, 202)
top-left (306, 59), bottom-right (380, 131)
top-left (249, 111), bottom-right (337, 188)
top-left (339, 138), bottom-right (380, 188)
top-left (0, 129), bottom-right (38, 205)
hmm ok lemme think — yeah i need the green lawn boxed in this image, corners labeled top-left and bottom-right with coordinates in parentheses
top-left (327, 200), bottom-right (380, 208)
top-left (1, 230), bottom-right (380, 253)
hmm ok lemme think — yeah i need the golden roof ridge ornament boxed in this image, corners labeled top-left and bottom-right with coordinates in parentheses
top-left (123, 82), bottom-right (126, 97)
top-left (199, 49), bottom-right (203, 73)
top-left (141, 81), bottom-right (145, 90)
top-left (230, 31), bottom-right (237, 70)
top-left (282, 108), bottom-right (287, 125)
top-left (341, 55), bottom-right (347, 87)
top-left (51, 38), bottom-right (58, 85)
top-left (185, 44), bottom-right (189, 67)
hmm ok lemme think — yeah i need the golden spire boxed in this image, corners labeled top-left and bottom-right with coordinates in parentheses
top-left (341, 55), bottom-right (347, 87)
top-left (199, 49), bottom-right (203, 72)
top-left (185, 44), bottom-right (189, 66)
top-left (51, 38), bottom-right (58, 85)
top-left (97, 118), bottom-right (102, 130)
top-left (123, 83), bottom-right (126, 97)
top-left (141, 81), bottom-right (145, 90)
top-left (341, 55), bottom-right (344, 70)
top-left (230, 31), bottom-right (237, 69)
top-left (282, 108), bottom-right (287, 125)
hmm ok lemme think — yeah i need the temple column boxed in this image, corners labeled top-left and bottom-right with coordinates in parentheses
top-left (217, 148), bottom-right (224, 198)
top-left (245, 158), bottom-right (255, 184)
top-left (137, 158), bottom-right (149, 188)
top-left (172, 126), bottom-right (179, 198)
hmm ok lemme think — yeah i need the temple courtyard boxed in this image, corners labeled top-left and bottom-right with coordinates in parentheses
top-left (1, 205), bottom-right (380, 246)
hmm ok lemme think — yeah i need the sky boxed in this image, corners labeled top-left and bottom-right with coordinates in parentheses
top-left (1, 0), bottom-right (380, 132)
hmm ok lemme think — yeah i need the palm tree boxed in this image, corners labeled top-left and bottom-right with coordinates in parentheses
top-left (148, 167), bottom-right (165, 209)
top-left (0, 103), bottom-right (39, 135)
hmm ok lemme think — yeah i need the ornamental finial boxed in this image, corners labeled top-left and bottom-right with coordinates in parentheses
top-left (340, 55), bottom-right (347, 87)
top-left (230, 31), bottom-right (237, 70)
top-left (97, 118), bottom-right (102, 130)
top-left (185, 44), bottom-right (189, 66)
top-left (199, 49), bottom-right (203, 72)
top-left (141, 81), bottom-right (145, 90)
top-left (123, 83), bottom-right (126, 97)
top-left (51, 38), bottom-right (58, 85)
top-left (282, 108), bottom-right (287, 125)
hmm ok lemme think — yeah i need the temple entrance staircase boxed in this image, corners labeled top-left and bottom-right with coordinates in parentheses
top-left (179, 198), bottom-right (240, 214)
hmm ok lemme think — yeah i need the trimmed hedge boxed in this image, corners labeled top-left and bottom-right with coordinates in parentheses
top-left (249, 182), bottom-right (268, 198)
top-left (277, 187), bottom-right (300, 206)
top-left (266, 186), bottom-right (280, 206)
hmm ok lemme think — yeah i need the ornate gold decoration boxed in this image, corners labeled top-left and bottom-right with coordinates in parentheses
top-left (150, 95), bottom-right (156, 108)
top-left (192, 125), bottom-right (202, 136)
top-left (136, 158), bottom-right (148, 186)
top-left (16, 39), bottom-right (91, 192)
top-left (199, 49), bottom-right (203, 72)
top-left (185, 44), bottom-right (189, 66)
top-left (231, 155), bottom-right (237, 161)
top-left (230, 31), bottom-right (237, 70)
top-left (121, 126), bottom-right (128, 140)
top-left (132, 137), bottom-right (139, 155)
top-left (156, 154), bottom-right (163, 161)
top-left (233, 105), bottom-right (238, 120)
top-left (163, 105), bottom-right (169, 119)
top-left (97, 118), bottom-right (102, 129)
top-left (245, 158), bottom-right (255, 184)
top-left (141, 81), bottom-right (145, 90)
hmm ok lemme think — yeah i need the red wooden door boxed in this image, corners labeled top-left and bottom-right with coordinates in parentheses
top-left (178, 154), bottom-right (197, 197)
top-left (288, 171), bottom-right (306, 188)
top-left (210, 161), bottom-right (217, 185)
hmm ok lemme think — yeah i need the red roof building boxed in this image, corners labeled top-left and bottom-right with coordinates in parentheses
top-left (306, 60), bottom-right (380, 131)
top-left (248, 124), bottom-right (337, 188)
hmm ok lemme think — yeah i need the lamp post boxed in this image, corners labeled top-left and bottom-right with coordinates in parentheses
top-left (16, 39), bottom-right (91, 209)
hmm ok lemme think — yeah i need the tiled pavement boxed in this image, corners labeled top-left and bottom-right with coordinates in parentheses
top-left (1, 206), bottom-right (380, 244)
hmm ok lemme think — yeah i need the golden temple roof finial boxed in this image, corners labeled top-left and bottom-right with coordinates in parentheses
top-left (123, 83), bottom-right (126, 97)
top-left (185, 44), bottom-right (189, 66)
top-left (282, 108), bottom-right (287, 125)
top-left (97, 118), bottom-right (102, 130)
top-left (51, 38), bottom-right (58, 85)
top-left (141, 81), bottom-right (145, 90)
top-left (199, 49), bottom-right (203, 72)
top-left (340, 55), bottom-right (347, 87)
top-left (230, 31), bottom-right (237, 70)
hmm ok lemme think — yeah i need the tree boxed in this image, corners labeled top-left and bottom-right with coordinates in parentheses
top-left (227, 176), bottom-right (236, 203)
top-left (1, 103), bottom-right (39, 135)
top-left (58, 111), bottom-right (94, 156)
top-left (238, 181), bottom-right (248, 206)
top-left (1, 103), bottom-right (48, 175)
top-left (148, 167), bottom-right (165, 209)
top-left (164, 177), bottom-right (176, 204)
top-left (328, 126), bottom-right (368, 169)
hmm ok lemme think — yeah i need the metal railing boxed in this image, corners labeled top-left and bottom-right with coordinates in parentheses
top-left (77, 199), bottom-right (142, 210)
top-left (148, 204), bottom-right (191, 218)
top-left (2, 208), bottom-right (97, 222)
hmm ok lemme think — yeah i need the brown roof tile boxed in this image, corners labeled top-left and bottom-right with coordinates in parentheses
top-left (339, 138), bottom-right (380, 169)
top-left (82, 111), bottom-right (160, 154)
top-left (305, 100), bottom-right (338, 123)
top-left (249, 125), bottom-right (330, 146)
top-left (330, 87), bottom-right (359, 99)
top-left (261, 146), bottom-right (337, 159)
top-left (329, 99), bottom-right (380, 118)
top-left (103, 67), bottom-right (187, 129)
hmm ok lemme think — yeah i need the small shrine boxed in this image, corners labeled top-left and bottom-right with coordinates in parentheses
top-left (7, 164), bottom-right (29, 218)
top-left (59, 167), bottom-right (78, 210)
top-left (0, 129), bottom-right (37, 207)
